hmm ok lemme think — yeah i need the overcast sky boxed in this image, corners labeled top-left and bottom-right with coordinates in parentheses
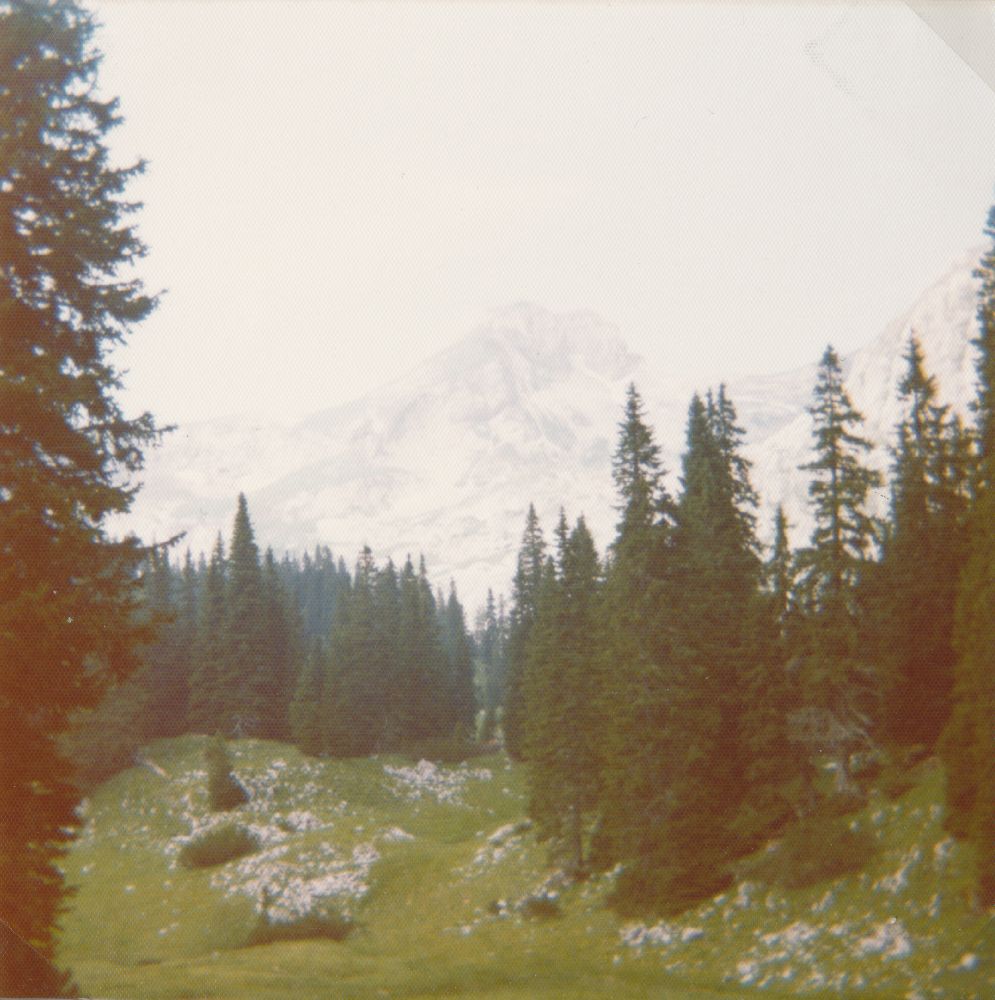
top-left (94, 1), bottom-right (995, 425)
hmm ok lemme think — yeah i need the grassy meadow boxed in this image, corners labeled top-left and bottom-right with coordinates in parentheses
top-left (56, 737), bottom-right (992, 999)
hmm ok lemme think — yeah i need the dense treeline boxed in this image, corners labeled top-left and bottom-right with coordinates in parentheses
top-left (63, 495), bottom-right (477, 783)
top-left (509, 223), bottom-right (995, 913)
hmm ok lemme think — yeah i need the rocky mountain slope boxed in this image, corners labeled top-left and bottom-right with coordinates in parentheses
top-left (123, 251), bottom-right (983, 608)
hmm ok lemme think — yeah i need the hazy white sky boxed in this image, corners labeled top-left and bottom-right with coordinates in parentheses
top-left (94, 1), bottom-right (995, 425)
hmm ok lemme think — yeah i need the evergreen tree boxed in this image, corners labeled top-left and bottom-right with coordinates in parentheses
top-left (504, 503), bottom-right (547, 759)
top-left (596, 385), bottom-right (674, 870)
top-left (220, 494), bottom-right (268, 736)
top-left (260, 547), bottom-right (300, 740)
top-left (876, 336), bottom-right (972, 748)
top-left (289, 638), bottom-right (326, 756)
top-left (187, 535), bottom-right (227, 733)
top-left (942, 206), bottom-right (995, 906)
top-left (524, 517), bottom-right (604, 875)
top-left (794, 346), bottom-right (882, 795)
top-left (442, 583), bottom-right (477, 738)
top-left (324, 548), bottom-right (385, 756)
top-left (0, 3), bottom-right (160, 988)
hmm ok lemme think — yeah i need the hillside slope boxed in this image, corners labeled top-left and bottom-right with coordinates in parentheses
top-left (58, 738), bottom-right (992, 999)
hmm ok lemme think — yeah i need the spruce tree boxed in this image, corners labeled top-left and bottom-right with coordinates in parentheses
top-left (877, 336), bottom-right (971, 748)
top-left (220, 494), bottom-right (268, 736)
top-left (794, 346), bottom-right (882, 796)
top-left (941, 206), bottom-right (995, 906)
top-left (442, 584), bottom-right (477, 740)
top-left (524, 517), bottom-right (604, 875)
top-left (504, 503), bottom-right (547, 759)
top-left (324, 548), bottom-right (385, 756)
top-left (289, 638), bottom-right (326, 756)
top-left (187, 535), bottom-right (227, 733)
top-left (0, 3), bottom-right (160, 988)
top-left (596, 385), bottom-right (673, 870)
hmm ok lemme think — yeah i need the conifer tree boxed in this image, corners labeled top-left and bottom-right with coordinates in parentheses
top-left (504, 504), bottom-right (547, 759)
top-left (0, 2), bottom-right (161, 988)
top-left (324, 548), bottom-right (385, 756)
top-left (222, 494), bottom-right (269, 736)
top-left (187, 535), bottom-right (227, 732)
top-left (876, 336), bottom-right (972, 748)
top-left (942, 206), bottom-right (995, 906)
top-left (289, 638), bottom-right (326, 756)
top-left (261, 547), bottom-right (300, 740)
top-left (794, 346), bottom-right (882, 795)
top-left (596, 385), bottom-right (674, 869)
top-left (525, 517), bottom-right (604, 875)
top-left (443, 583), bottom-right (477, 739)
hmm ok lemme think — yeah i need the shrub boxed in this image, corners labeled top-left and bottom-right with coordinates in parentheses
top-left (739, 817), bottom-right (875, 890)
top-left (517, 895), bottom-right (561, 920)
top-left (178, 823), bottom-right (259, 869)
top-left (246, 911), bottom-right (352, 946)
top-left (205, 735), bottom-right (249, 811)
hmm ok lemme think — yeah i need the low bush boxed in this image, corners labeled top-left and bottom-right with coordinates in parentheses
top-left (246, 911), bottom-right (352, 946)
top-left (740, 816), bottom-right (875, 890)
top-left (178, 823), bottom-right (259, 869)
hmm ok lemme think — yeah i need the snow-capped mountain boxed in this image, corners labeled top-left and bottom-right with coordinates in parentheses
top-left (123, 253), bottom-right (983, 610)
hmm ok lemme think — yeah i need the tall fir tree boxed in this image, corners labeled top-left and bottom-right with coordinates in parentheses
top-left (0, 3), bottom-right (161, 989)
top-left (503, 503), bottom-right (547, 759)
top-left (524, 517), bottom-right (604, 875)
top-left (875, 336), bottom-right (972, 748)
top-left (442, 583), bottom-right (477, 738)
top-left (794, 346), bottom-right (882, 795)
top-left (221, 494), bottom-right (270, 736)
top-left (942, 206), bottom-right (995, 906)
top-left (187, 534), bottom-right (227, 733)
top-left (596, 384), bottom-right (674, 870)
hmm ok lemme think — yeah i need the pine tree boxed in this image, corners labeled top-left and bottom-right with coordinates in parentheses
top-left (0, 3), bottom-right (160, 988)
top-left (504, 503), bottom-right (547, 759)
top-left (794, 346), bottom-right (882, 796)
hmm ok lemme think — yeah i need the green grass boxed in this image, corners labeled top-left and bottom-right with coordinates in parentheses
top-left (57, 737), bottom-right (993, 998)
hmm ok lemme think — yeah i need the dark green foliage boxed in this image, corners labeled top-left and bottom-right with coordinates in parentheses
top-left (0, 2), bottom-right (160, 990)
top-left (205, 736), bottom-right (249, 812)
top-left (504, 504), bottom-right (547, 760)
top-left (177, 822), bottom-right (259, 869)
top-left (222, 494), bottom-right (270, 736)
top-left (289, 638), bottom-right (326, 756)
top-left (793, 347), bottom-right (883, 797)
top-left (596, 385), bottom-right (673, 868)
top-left (737, 817), bottom-right (876, 890)
top-left (873, 336), bottom-right (973, 749)
top-left (524, 517), bottom-right (604, 875)
top-left (942, 205), bottom-right (995, 907)
top-left (318, 548), bottom-right (475, 758)
top-left (58, 673), bottom-right (150, 791)
top-left (187, 535), bottom-right (228, 733)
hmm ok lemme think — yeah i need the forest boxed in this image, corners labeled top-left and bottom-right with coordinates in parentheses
top-left (1, 0), bottom-right (993, 996)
